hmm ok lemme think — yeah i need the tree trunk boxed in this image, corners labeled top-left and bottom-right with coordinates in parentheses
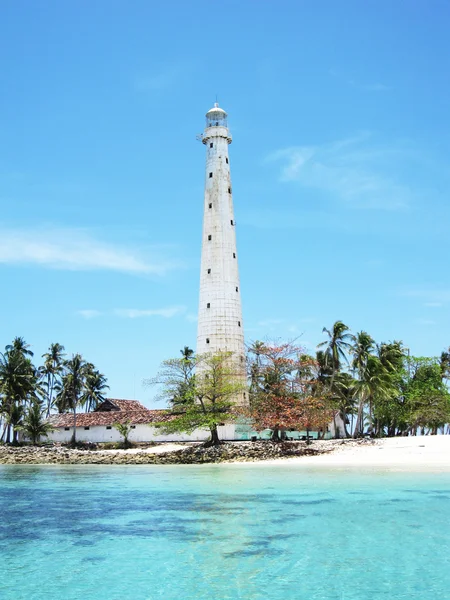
top-left (332, 412), bottom-right (340, 439)
top-left (353, 400), bottom-right (364, 438)
top-left (46, 374), bottom-right (54, 418)
top-left (271, 427), bottom-right (280, 441)
top-left (340, 411), bottom-right (350, 438)
top-left (209, 425), bottom-right (220, 446)
top-left (71, 407), bottom-right (77, 446)
top-left (306, 428), bottom-right (311, 445)
top-left (5, 424), bottom-right (11, 444)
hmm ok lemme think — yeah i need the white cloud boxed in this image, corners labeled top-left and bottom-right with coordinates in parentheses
top-left (0, 226), bottom-right (177, 275)
top-left (113, 306), bottom-right (186, 319)
top-left (267, 134), bottom-right (413, 210)
top-left (78, 310), bottom-right (102, 319)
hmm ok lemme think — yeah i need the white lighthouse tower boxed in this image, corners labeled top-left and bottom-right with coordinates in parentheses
top-left (196, 102), bottom-right (246, 403)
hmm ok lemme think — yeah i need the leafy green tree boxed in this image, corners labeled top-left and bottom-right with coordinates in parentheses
top-left (113, 420), bottom-right (133, 448)
top-left (317, 322), bottom-right (352, 437)
top-left (405, 358), bottom-right (450, 434)
top-left (373, 342), bottom-right (408, 436)
top-left (350, 331), bottom-right (375, 435)
top-left (41, 343), bottom-right (65, 417)
top-left (439, 348), bottom-right (450, 383)
top-left (331, 371), bottom-right (356, 438)
top-left (180, 346), bottom-right (194, 360)
top-left (0, 341), bottom-right (38, 443)
top-left (353, 355), bottom-right (394, 437)
top-left (5, 337), bottom-right (34, 358)
top-left (150, 351), bottom-right (245, 446)
top-left (20, 401), bottom-right (54, 444)
top-left (318, 321), bottom-right (352, 385)
top-left (56, 354), bottom-right (87, 445)
top-left (81, 363), bottom-right (109, 412)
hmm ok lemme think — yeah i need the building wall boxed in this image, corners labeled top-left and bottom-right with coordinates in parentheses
top-left (329, 413), bottom-right (347, 438)
top-left (44, 423), bottom-right (237, 444)
top-left (39, 420), bottom-right (336, 444)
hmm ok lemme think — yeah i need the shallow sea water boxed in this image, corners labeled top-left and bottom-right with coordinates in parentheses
top-left (0, 464), bottom-right (449, 600)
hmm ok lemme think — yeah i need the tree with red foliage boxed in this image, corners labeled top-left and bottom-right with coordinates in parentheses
top-left (247, 341), bottom-right (332, 441)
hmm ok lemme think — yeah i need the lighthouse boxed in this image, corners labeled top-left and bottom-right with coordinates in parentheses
top-left (196, 103), bottom-right (246, 403)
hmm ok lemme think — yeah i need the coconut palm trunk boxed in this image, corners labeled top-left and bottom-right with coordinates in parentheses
top-left (71, 406), bottom-right (77, 445)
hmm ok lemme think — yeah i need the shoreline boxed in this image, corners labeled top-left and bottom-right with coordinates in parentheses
top-left (248, 435), bottom-right (450, 472)
top-left (0, 436), bottom-right (449, 470)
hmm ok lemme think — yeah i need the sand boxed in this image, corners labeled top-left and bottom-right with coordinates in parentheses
top-left (97, 436), bottom-right (450, 471)
top-left (258, 435), bottom-right (450, 471)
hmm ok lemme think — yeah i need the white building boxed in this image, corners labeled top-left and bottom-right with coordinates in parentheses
top-left (46, 399), bottom-right (235, 444)
top-left (42, 399), bottom-right (341, 444)
top-left (196, 103), bottom-right (247, 403)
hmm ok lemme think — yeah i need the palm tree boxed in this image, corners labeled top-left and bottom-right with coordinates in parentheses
top-left (352, 355), bottom-right (393, 437)
top-left (41, 343), bottom-right (65, 417)
top-left (378, 341), bottom-right (405, 373)
top-left (180, 346), bottom-right (194, 360)
top-left (315, 350), bottom-right (333, 385)
top-left (56, 354), bottom-right (87, 446)
top-left (248, 341), bottom-right (266, 395)
top-left (351, 331), bottom-right (375, 376)
top-left (439, 347), bottom-right (450, 382)
top-left (5, 337), bottom-right (34, 358)
top-left (318, 322), bottom-right (352, 437)
top-left (0, 350), bottom-right (37, 443)
top-left (350, 331), bottom-right (375, 436)
top-left (318, 321), bottom-right (352, 386)
top-left (81, 364), bottom-right (109, 412)
top-left (331, 371), bottom-right (356, 438)
top-left (19, 401), bottom-right (54, 444)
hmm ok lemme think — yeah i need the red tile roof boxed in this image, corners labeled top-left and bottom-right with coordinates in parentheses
top-left (49, 399), bottom-right (173, 428)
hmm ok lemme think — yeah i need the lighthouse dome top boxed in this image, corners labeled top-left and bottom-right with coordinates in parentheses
top-left (205, 102), bottom-right (228, 128)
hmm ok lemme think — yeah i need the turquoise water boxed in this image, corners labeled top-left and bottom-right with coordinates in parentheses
top-left (0, 465), bottom-right (449, 600)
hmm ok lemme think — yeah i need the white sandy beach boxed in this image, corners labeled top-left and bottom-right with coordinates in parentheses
top-left (96, 436), bottom-right (450, 471)
top-left (259, 435), bottom-right (450, 470)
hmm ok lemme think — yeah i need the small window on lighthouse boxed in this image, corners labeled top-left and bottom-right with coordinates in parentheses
top-left (230, 220), bottom-right (234, 225)
top-left (208, 235), bottom-right (212, 241)
top-left (236, 286), bottom-right (238, 292)
top-left (207, 303), bottom-right (210, 308)
top-left (209, 203), bottom-right (212, 209)
top-left (207, 268), bottom-right (211, 274)
top-left (209, 172), bottom-right (213, 178)
top-left (233, 252), bottom-right (236, 258)
top-left (228, 187), bottom-right (231, 193)
top-left (210, 143), bottom-right (213, 148)
top-left (238, 321), bottom-right (241, 327)
top-left (206, 338), bottom-right (210, 344)
top-left (226, 158), bottom-right (229, 164)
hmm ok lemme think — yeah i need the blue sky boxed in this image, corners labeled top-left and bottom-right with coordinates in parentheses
top-left (1, 0), bottom-right (449, 407)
